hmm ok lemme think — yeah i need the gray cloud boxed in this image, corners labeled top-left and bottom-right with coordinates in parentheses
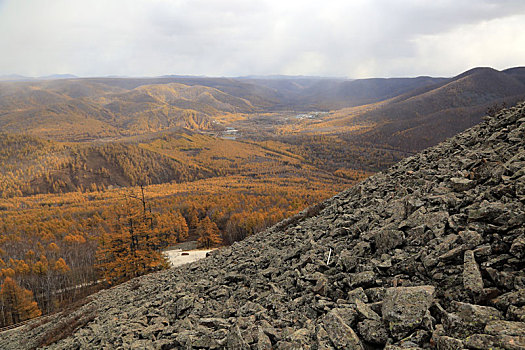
top-left (0, 0), bottom-right (524, 78)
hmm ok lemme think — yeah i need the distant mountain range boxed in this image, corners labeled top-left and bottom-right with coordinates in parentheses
top-left (0, 74), bottom-right (79, 81)
top-left (0, 67), bottom-right (524, 145)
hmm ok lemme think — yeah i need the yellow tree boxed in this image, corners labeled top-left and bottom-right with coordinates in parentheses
top-left (172, 211), bottom-right (189, 243)
top-left (96, 188), bottom-right (169, 285)
top-left (197, 217), bottom-right (222, 249)
top-left (155, 210), bottom-right (189, 246)
top-left (0, 277), bottom-right (42, 327)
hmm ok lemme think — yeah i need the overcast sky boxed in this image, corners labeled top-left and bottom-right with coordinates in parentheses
top-left (1, 0), bottom-right (524, 78)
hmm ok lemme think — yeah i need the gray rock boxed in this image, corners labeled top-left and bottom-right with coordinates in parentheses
top-left (375, 229), bottom-right (405, 253)
top-left (463, 250), bottom-right (484, 300)
top-left (225, 325), bottom-right (249, 349)
top-left (174, 295), bottom-right (195, 318)
top-left (365, 287), bottom-right (386, 303)
top-left (432, 334), bottom-right (463, 350)
top-left (462, 333), bottom-right (498, 349)
top-left (355, 299), bottom-right (380, 321)
top-left (508, 305), bottom-right (525, 322)
top-left (322, 309), bottom-right (363, 349)
top-left (468, 201), bottom-right (506, 222)
top-left (287, 328), bottom-right (312, 349)
top-left (357, 319), bottom-right (388, 345)
top-left (337, 249), bottom-right (359, 272)
top-left (256, 327), bottom-right (272, 350)
top-left (199, 318), bottom-right (230, 329)
top-left (491, 289), bottom-right (525, 310)
top-left (444, 302), bottom-right (502, 337)
top-left (510, 235), bottom-right (525, 259)
top-left (484, 320), bottom-right (525, 336)
top-left (498, 334), bottom-right (525, 350)
top-left (450, 177), bottom-right (475, 192)
top-left (347, 271), bottom-right (376, 289)
top-left (315, 325), bottom-right (335, 349)
top-left (382, 286), bottom-right (435, 340)
top-left (130, 339), bottom-right (155, 350)
top-left (458, 230), bottom-right (483, 249)
top-left (347, 287), bottom-right (368, 303)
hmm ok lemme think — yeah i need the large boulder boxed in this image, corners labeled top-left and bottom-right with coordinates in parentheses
top-left (382, 286), bottom-right (435, 339)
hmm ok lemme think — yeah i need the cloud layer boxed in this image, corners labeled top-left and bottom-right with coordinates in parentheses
top-left (1, 0), bottom-right (524, 78)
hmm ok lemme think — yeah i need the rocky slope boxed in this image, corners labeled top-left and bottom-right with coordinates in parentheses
top-left (2, 103), bottom-right (525, 349)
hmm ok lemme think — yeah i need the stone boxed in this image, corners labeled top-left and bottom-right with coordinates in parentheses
top-left (382, 285), bottom-right (435, 340)
top-left (347, 287), bottom-right (368, 303)
top-left (491, 289), bottom-right (525, 310)
top-left (347, 271), bottom-right (376, 289)
top-left (384, 345), bottom-right (423, 350)
top-left (287, 328), bottom-right (312, 349)
top-left (315, 325), bottom-right (335, 349)
top-left (458, 230), bottom-right (483, 248)
top-left (498, 334), bottom-right (525, 350)
top-left (239, 301), bottom-right (266, 316)
top-left (510, 235), bottom-right (525, 259)
top-left (508, 305), bottom-right (525, 322)
top-left (468, 201), bottom-right (506, 222)
top-left (199, 318), bottom-right (230, 329)
top-left (312, 274), bottom-right (328, 296)
top-left (375, 229), bottom-right (405, 253)
top-left (484, 320), bottom-right (525, 336)
top-left (174, 295), bottom-right (195, 318)
top-left (462, 333), bottom-right (498, 349)
top-left (256, 327), bottom-right (272, 350)
top-left (432, 334), bottom-right (463, 350)
top-left (337, 249), bottom-right (359, 272)
top-left (463, 250), bottom-right (484, 300)
top-left (355, 299), bottom-right (380, 321)
top-left (192, 333), bottom-right (220, 349)
top-left (445, 302), bottom-right (502, 336)
top-left (365, 287), bottom-right (386, 303)
top-left (322, 309), bottom-right (363, 349)
top-left (357, 319), bottom-right (388, 345)
top-left (450, 177), bottom-right (475, 192)
top-left (225, 325), bottom-right (249, 349)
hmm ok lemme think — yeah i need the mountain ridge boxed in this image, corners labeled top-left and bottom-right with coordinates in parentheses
top-left (329, 67), bottom-right (525, 151)
top-left (1, 67), bottom-right (524, 143)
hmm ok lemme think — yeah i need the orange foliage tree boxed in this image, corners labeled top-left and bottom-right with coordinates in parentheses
top-left (0, 277), bottom-right (42, 327)
top-left (96, 190), bottom-right (169, 285)
top-left (197, 217), bottom-right (222, 249)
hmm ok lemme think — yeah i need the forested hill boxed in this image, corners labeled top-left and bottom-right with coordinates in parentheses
top-left (1, 132), bottom-right (346, 198)
top-left (297, 67), bottom-right (525, 153)
top-left (3, 101), bottom-right (523, 349)
top-left (1, 67), bottom-right (524, 143)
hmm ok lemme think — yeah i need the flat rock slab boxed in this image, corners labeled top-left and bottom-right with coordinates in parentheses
top-left (485, 320), bottom-right (525, 337)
